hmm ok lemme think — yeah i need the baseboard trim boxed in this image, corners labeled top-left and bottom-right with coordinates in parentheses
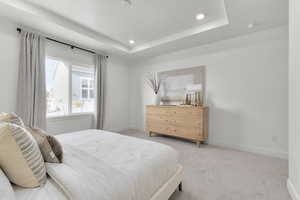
top-left (287, 179), bottom-right (300, 200)
top-left (127, 128), bottom-right (288, 159)
top-left (107, 127), bottom-right (129, 133)
top-left (209, 140), bottom-right (288, 159)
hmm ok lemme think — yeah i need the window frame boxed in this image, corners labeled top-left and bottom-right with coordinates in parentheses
top-left (46, 56), bottom-right (95, 118)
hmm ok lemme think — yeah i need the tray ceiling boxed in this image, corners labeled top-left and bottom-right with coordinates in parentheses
top-left (0, 0), bottom-right (288, 59)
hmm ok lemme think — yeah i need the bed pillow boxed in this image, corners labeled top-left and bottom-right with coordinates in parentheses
top-left (0, 168), bottom-right (16, 200)
top-left (0, 112), bottom-right (25, 127)
top-left (0, 123), bottom-right (47, 188)
top-left (27, 127), bottom-right (63, 163)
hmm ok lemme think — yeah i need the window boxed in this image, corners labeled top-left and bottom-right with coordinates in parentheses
top-left (46, 57), bottom-right (95, 117)
top-left (72, 66), bottom-right (95, 114)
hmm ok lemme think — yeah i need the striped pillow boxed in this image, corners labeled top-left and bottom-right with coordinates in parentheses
top-left (0, 112), bottom-right (25, 127)
top-left (0, 123), bottom-right (47, 188)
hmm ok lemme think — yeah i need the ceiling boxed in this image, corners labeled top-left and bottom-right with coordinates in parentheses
top-left (0, 0), bottom-right (288, 60)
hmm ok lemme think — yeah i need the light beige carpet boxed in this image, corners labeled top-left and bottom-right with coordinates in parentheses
top-left (120, 130), bottom-right (290, 200)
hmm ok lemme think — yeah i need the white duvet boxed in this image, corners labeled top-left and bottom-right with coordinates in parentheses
top-left (13, 179), bottom-right (67, 200)
top-left (14, 130), bottom-right (180, 200)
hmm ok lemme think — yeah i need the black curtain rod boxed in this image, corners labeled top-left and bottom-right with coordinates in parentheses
top-left (17, 28), bottom-right (108, 58)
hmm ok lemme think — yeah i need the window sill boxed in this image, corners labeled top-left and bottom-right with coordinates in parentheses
top-left (47, 113), bottom-right (94, 121)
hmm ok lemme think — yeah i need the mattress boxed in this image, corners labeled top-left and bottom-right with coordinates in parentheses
top-left (13, 130), bottom-right (180, 200)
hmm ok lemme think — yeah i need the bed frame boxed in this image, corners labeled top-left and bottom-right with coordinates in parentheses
top-left (150, 165), bottom-right (183, 200)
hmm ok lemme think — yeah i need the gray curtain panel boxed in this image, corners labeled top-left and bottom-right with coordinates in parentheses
top-left (94, 54), bottom-right (107, 129)
top-left (16, 31), bottom-right (47, 130)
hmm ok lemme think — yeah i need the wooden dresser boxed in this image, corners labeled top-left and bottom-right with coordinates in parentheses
top-left (145, 105), bottom-right (208, 146)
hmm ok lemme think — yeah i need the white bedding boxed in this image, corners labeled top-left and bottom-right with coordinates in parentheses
top-left (46, 144), bottom-right (136, 200)
top-left (13, 179), bottom-right (67, 200)
top-left (13, 129), bottom-right (180, 200)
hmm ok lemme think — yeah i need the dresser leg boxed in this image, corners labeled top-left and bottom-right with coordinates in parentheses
top-left (196, 141), bottom-right (201, 147)
top-left (179, 182), bottom-right (182, 191)
top-left (149, 131), bottom-right (152, 137)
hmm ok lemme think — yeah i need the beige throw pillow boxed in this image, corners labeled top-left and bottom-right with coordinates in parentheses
top-left (0, 112), bottom-right (25, 127)
top-left (27, 127), bottom-right (63, 163)
top-left (0, 123), bottom-right (47, 188)
top-left (0, 113), bottom-right (63, 163)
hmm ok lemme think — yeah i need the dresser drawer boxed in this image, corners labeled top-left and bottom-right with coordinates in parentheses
top-left (146, 117), bottom-right (202, 128)
top-left (147, 106), bottom-right (201, 115)
top-left (168, 108), bottom-right (202, 118)
top-left (146, 113), bottom-right (171, 120)
top-left (168, 126), bottom-right (201, 140)
top-left (147, 125), bottom-right (200, 140)
top-left (146, 107), bottom-right (170, 115)
top-left (147, 108), bottom-right (202, 122)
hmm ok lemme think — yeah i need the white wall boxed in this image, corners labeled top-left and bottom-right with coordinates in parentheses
top-left (287, 0), bottom-right (300, 199)
top-left (104, 57), bottom-right (130, 132)
top-left (129, 26), bottom-right (288, 159)
top-left (0, 18), bottom-right (130, 134)
top-left (0, 19), bottom-right (19, 112)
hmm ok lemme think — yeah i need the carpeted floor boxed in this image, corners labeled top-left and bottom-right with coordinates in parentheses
top-left (120, 129), bottom-right (290, 200)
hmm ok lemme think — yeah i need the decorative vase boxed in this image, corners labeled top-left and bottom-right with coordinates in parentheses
top-left (154, 93), bottom-right (161, 105)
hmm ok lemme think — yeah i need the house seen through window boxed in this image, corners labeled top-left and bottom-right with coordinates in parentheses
top-left (46, 57), bottom-right (95, 117)
top-left (80, 77), bottom-right (94, 100)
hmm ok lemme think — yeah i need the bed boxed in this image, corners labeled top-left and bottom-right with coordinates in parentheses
top-left (13, 129), bottom-right (183, 200)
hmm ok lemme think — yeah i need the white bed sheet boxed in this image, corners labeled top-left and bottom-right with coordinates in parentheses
top-left (13, 129), bottom-right (180, 200)
top-left (45, 144), bottom-right (136, 200)
top-left (56, 130), bottom-right (179, 200)
top-left (13, 178), bottom-right (68, 200)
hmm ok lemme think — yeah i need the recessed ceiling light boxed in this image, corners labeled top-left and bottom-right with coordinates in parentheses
top-left (196, 13), bottom-right (205, 20)
top-left (248, 23), bottom-right (254, 29)
top-left (123, 0), bottom-right (132, 5)
top-left (129, 40), bottom-right (135, 44)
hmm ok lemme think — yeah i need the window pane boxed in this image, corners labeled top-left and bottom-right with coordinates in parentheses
top-left (89, 80), bottom-right (94, 89)
top-left (46, 58), bottom-right (69, 117)
top-left (81, 89), bottom-right (88, 99)
top-left (72, 66), bottom-right (95, 113)
top-left (89, 89), bottom-right (94, 99)
top-left (81, 79), bottom-right (88, 88)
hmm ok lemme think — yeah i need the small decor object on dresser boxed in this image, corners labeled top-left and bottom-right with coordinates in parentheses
top-left (145, 72), bottom-right (161, 105)
top-left (146, 105), bottom-right (208, 147)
